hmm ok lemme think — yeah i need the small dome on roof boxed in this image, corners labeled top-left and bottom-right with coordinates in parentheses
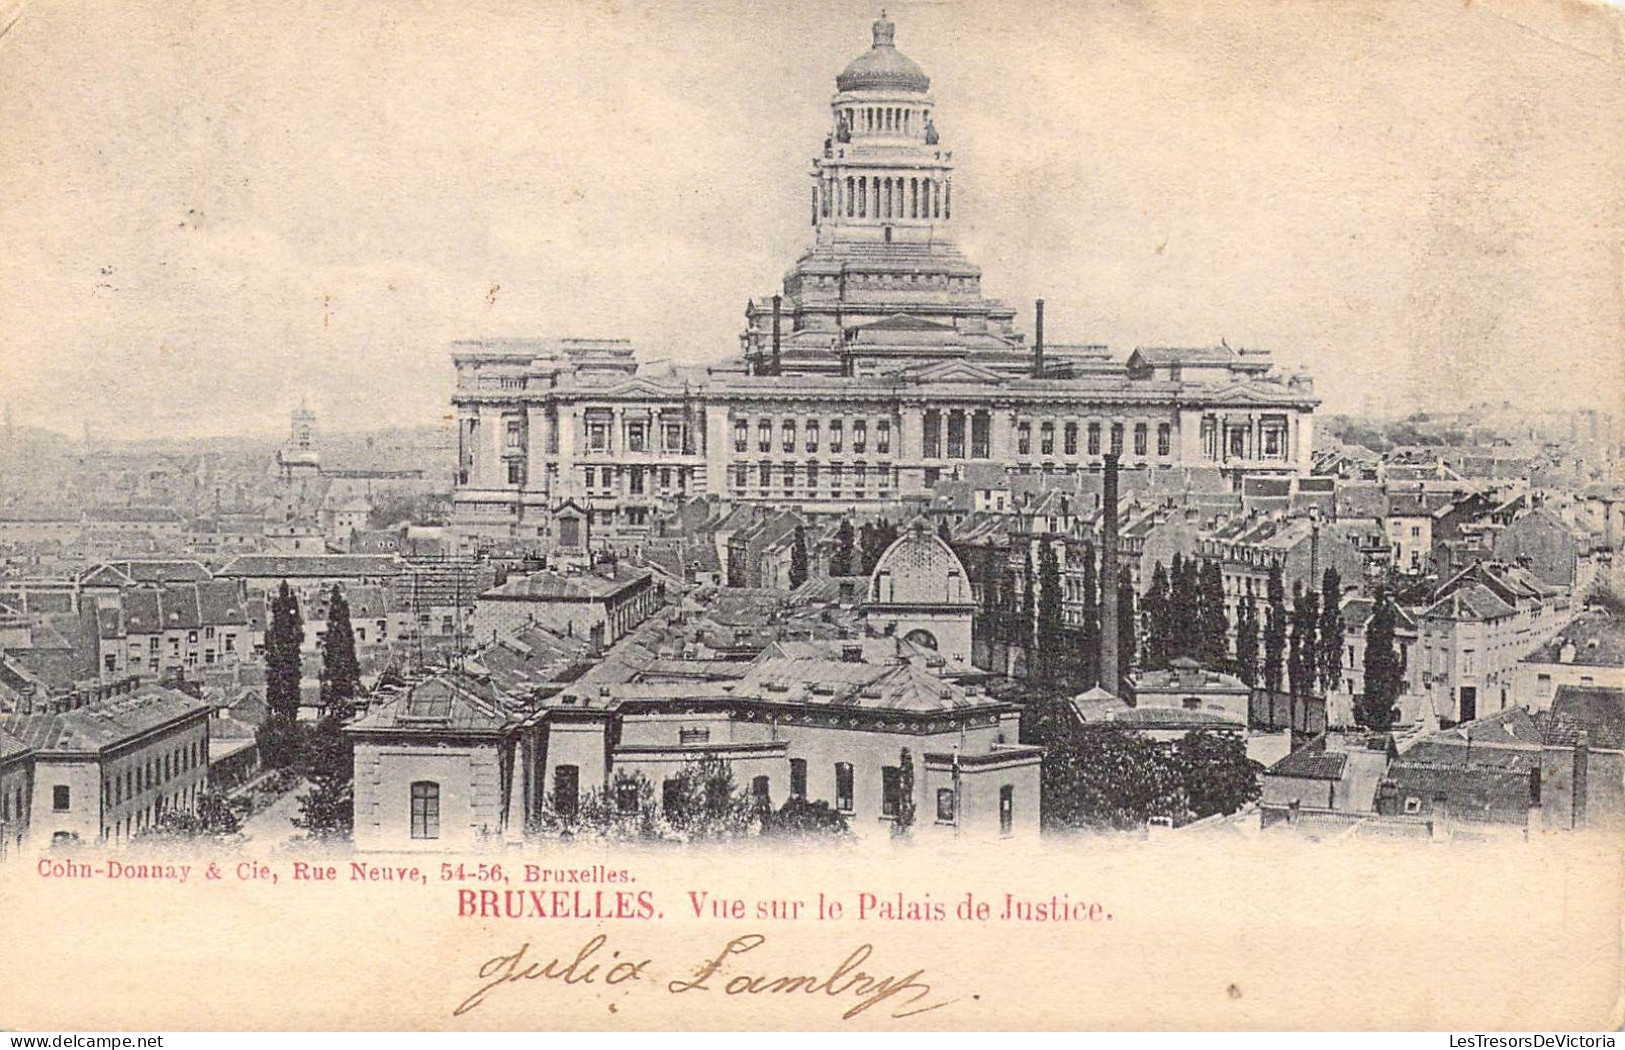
top-left (837, 12), bottom-right (930, 94)
top-left (867, 520), bottom-right (971, 605)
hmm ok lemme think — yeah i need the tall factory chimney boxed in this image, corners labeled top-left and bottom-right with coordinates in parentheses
top-left (1032, 298), bottom-right (1045, 379)
top-left (1099, 451), bottom-right (1121, 695)
top-left (771, 295), bottom-right (783, 377)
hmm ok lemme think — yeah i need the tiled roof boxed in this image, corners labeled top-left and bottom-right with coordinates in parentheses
top-left (217, 554), bottom-right (403, 579)
top-left (1423, 584), bottom-right (1515, 623)
top-left (1380, 761), bottom-right (1533, 824)
top-left (0, 685), bottom-right (211, 754)
top-left (482, 566), bottom-right (651, 601)
top-left (347, 675), bottom-right (515, 734)
top-left (1522, 613), bottom-right (1625, 668)
top-left (1266, 737), bottom-right (1348, 780)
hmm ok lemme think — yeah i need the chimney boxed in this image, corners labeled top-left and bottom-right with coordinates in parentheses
top-left (1032, 299), bottom-right (1045, 379)
top-left (771, 294), bottom-right (782, 377)
top-left (1099, 452), bottom-right (1121, 695)
top-left (1572, 731), bottom-right (1590, 830)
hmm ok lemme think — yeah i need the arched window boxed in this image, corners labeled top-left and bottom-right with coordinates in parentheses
top-left (410, 781), bottom-right (440, 839)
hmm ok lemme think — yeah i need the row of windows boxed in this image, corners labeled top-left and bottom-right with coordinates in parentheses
top-left (96, 739), bottom-right (204, 811)
top-left (534, 762), bottom-right (1014, 835)
top-left (734, 418), bottom-right (890, 456)
top-left (731, 462), bottom-right (898, 493)
top-left (582, 418), bottom-right (687, 455)
top-left (1013, 421), bottom-right (1172, 458)
top-left (582, 466), bottom-right (691, 496)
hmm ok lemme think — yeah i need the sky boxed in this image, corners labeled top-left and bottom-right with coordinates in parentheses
top-left (2, 0), bottom-right (1622, 440)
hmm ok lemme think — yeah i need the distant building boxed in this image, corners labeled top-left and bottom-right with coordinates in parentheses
top-left (1514, 611), bottom-right (1625, 709)
top-left (1126, 658), bottom-right (1250, 725)
top-left (0, 685), bottom-right (212, 847)
top-left (861, 522), bottom-right (974, 666)
top-left (472, 565), bottom-right (660, 650)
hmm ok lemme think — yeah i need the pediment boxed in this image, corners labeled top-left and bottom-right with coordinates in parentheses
top-left (902, 360), bottom-right (1008, 385)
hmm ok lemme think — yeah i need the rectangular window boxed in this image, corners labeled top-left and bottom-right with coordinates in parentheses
top-left (734, 464), bottom-right (748, 489)
top-left (936, 787), bottom-right (955, 823)
top-left (1017, 422), bottom-right (1031, 456)
top-left (1157, 423), bottom-right (1171, 457)
top-left (505, 419), bottom-right (522, 450)
top-left (854, 464), bottom-right (867, 488)
top-left (629, 467), bottom-right (644, 495)
top-left (758, 420), bottom-right (772, 453)
top-left (410, 781), bottom-right (440, 839)
top-left (53, 785), bottom-right (70, 812)
top-left (971, 413), bottom-right (990, 458)
top-left (1040, 421), bottom-right (1055, 455)
top-left (783, 465), bottom-right (796, 493)
top-left (881, 767), bottom-right (902, 818)
top-left (876, 419), bottom-right (890, 454)
top-left (1088, 423), bottom-right (1101, 455)
top-left (626, 422), bottom-right (646, 453)
top-left (664, 422), bottom-right (683, 452)
top-left (829, 421), bottom-right (843, 453)
top-left (852, 420), bottom-right (867, 453)
top-left (507, 461), bottom-right (522, 485)
top-left (734, 420), bottom-right (748, 453)
top-left (616, 780), bottom-right (640, 815)
top-left (805, 421), bottom-right (819, 452)
top-left (781, 419), bottom-right (796, 452)
top-left (1110, 423), bottom-right (1124, 455)
top-left (751, 776), bottom-right (771, 806)
top-left (1134, 423), bottom-right (1148, 456)
top-left (806, 462), bottom-right (819, 488)
top-left (1064, 422), bottom-right (1079, 456)
top-left (923, 413), bottom-right (941, 458)
top-left (790, 758), bottom-right (808, 799)
top-left (759, 462), bottom-right (772, 488)
top-left (999, 785), bottom-right (1014, 835)
top-left (587, 421), bottom-right (609, 452)
top-left (554, 765), bottom-right (580, 819)
top-left (835, 763), bottom-right (854, 813)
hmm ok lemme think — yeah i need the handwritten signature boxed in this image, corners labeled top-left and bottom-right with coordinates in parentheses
top-left (454, 933), bottom-right (956, 1022)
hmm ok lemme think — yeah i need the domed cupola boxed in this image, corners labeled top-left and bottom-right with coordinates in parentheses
top-left (836, 11), bottom-right (930, 94)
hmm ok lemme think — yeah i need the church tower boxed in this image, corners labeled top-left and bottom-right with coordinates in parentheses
top-left (741, 13), bottom-right (1024, 377)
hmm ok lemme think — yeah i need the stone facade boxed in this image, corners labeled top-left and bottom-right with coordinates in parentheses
top-left (451, 15), bottom-right (1317, 551)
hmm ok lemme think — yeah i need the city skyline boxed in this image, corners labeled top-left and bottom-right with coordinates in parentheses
top-left (3, 0), bottom-right (1622, 441)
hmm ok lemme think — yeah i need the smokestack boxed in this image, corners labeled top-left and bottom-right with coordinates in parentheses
top-left (1033, 298), bottom-right (1045, 379)
top-left (1099, 452), bottom-right (1121, 695)
top-left (771, 295), bottom-right (782, 377)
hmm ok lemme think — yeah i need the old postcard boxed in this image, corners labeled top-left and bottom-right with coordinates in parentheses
top-left (0, 0), bottom-right (1621, 1033)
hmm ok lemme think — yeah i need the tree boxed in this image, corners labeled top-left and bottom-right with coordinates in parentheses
top-left (830, 519), bottom-right (856, 576)
top-left (1199, 560), bottom-right (1229, 669)
top-left (255, 715), bottom-right (305, 771)
top-left (1036, 540), bottom-right (1065, 683)
top-left (937, 519), bottom-right (953, 545)
top-left (137, 790), bottom-right (244, 843)
top-left (761, 798), bottom-right (851, 840)
top-left (1041, 724), bottom-right (1183, 831)
top-left (1174, 730), bottom-right (1262, 821)
top-left (1116, 565), bottom-right (1136, 676)
top-left (1142, 562), bottom-right (1172, 671)
top-left (1318, 568), bottom-right (1346, 694)
top-left (893, 748), bottom-right (917, 838)
top-left (1288, 581), bottom-right (1307, 697)
top-left (1078, 541), bottom-right (1100, 688)
top-left (788, 525), bottom-right (810, 589)
top-left (319, 585), bottom-right (361, 719)
top-left (1021, 549), bottom-right (1038, 657)
top-left (1263, 564), bottom-right (1287, 693)
top-left (1235, 595), bottom-right (1261, 688)
top-left (293, 776), bottom-right (353, 840)
top-left (265, 581), bottom-right (304, 723)
top-left (1360, 592), bottom-right (1403, 730)
top-left (1168, 554), bottom-right (1197, 661)
top-left (660, 756), bottom-right (761, 841)
top-left (858, 521), bottom-right (881, 575)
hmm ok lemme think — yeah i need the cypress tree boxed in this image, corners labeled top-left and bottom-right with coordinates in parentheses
top-left (1200, 560), bottom-right (1230, 669)
top-left (1318, 568), bottom-right (1345, 694)
top-left (1236, 595), bottom-right (1261, 688)
top-left (1079, 541), bottom-right (1100, 688)
top-left (1116, 565), bottom-right (1136, 677)
top-left (1143, 562), bottom-right (1172, 671)
top-left (858, 522), bottom-right (878, 574)
top-left (265, 580), bottom-right (304, 723)
top-left (1037, 539), bottom-right (1065, 683)
top-left (1172, 554), bottom-right (1202, 662)
top-left (788, 525), bottom-right (809, 588)
top-left (831, 518), bottom-right (855, 576)
top-left (1360, 592), bottom-right (1403, 730)
top-left (319, 585), bottom-right (361, 719)
top-left (1263, 563), bottom-right (1287, 694)
top-left (1021, 549), bottom-right (1038, 658)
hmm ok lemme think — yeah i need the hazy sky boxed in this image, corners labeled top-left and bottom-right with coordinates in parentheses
top-left (2, 0), bottom-right (1622, 440)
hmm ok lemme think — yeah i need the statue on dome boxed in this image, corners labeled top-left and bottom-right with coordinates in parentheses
top-left (824, 134), bottom-right (834, 156)
top-left (835, 110), bottom-right (851, 143)
top-left (924, 115), bottom-right (938, 145)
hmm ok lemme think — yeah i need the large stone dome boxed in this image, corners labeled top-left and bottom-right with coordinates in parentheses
top-left (868, 521), bottom-right (970, 606)
top-left (837, 13), bottom-right (930, 94)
